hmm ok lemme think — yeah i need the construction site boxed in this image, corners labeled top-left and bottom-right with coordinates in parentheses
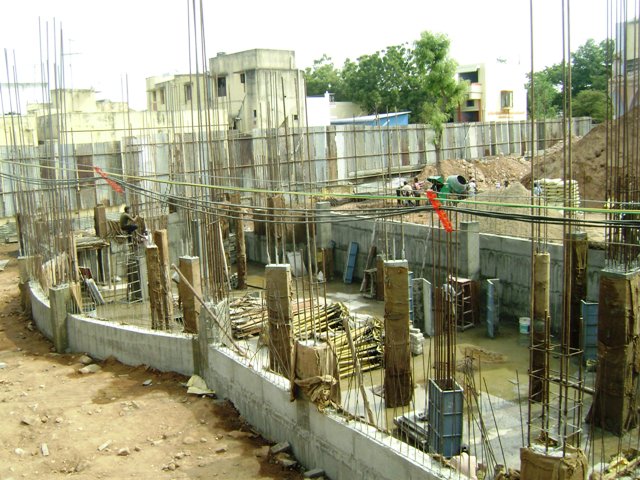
top-left (2, 2), bottom-right (640, 479)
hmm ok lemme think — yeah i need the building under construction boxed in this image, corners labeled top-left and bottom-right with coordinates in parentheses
top-left (4, 2), bottom-right (640, 479)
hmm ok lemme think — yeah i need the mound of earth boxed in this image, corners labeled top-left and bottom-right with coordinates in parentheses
top-left (521, 126), bottom-right (605, 203)
top-left (520, 112), bottom-right (640, 204)
top-left (417, 156), bottom-right (531, 192)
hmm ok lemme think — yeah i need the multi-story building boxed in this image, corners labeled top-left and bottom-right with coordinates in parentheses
top-left (612, 19), bottom-right (639, 118)
top-left (209, 49), bottom-right (306, 132)
top-left (146, 74), bottom-right (209, 112)
top-left (456, 60), bottom-right (527, 122)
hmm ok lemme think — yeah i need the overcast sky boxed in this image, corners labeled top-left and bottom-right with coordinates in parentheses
top-left (0, 0), bottom-right (611, 110)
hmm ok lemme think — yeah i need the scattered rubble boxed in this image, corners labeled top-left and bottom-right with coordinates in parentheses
top-left (78, 364), bottom-right (101, 374)
top-left (270, 441), bottom-right (292, 455)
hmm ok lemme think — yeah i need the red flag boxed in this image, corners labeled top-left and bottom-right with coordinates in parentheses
top-left (94, 166), bottom-right (124, 194)
top-left (426, 190), bottom-right (454, 233)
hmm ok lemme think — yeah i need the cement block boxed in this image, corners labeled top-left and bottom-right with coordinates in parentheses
top-left (270, 441), bottom-right (291, 455)
top-left (303, 468), bottom-right (325, 478)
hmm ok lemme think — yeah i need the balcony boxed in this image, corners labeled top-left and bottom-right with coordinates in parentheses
top-left (468, 83), bottom-right (483, 100)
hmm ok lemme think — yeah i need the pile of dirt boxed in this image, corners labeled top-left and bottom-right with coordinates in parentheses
top-left (417, 156), bottom-right (532, 193)
top-left (520, 110), bottom-right (640, 205)
top-left (521, 125), bottom-right (607, 203)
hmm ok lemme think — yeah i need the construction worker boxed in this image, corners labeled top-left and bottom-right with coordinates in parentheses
top-left (120, 206), bottom-right (139, 236)
top-left (467, 178), bottom-right (477, 196)
top-left (401, 181), bottom-right (414, 206)
top-left (412, 177), bottom-right (423, 205)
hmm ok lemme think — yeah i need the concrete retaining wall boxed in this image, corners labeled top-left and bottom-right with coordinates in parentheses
top-left (29, 282), bottom-right (53, 340)
top-left (26, 282), bottom-right (447, 480)
top-left (204, 347), bottom-right (447, 480)
top-left (245, 216), bottom-right (605, 331)
top-left (479, 234), bottom-right (604, 324)
top-left (66, 314), bottom-right (195, 376)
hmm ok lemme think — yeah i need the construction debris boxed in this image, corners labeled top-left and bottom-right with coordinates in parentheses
top-left (186, 375), bottom-right (215, 396)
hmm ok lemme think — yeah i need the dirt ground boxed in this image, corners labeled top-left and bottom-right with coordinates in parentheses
top-left (0, 243), bottom-right (304, 480)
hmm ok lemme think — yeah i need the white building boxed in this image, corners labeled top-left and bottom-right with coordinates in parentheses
top-left (456, 60), bottom-right (527, 122)
top-left (209, 49), bottom-right (306, 132)
top-left (306, 92), bottom-right (364, 127)
top-left (612, 19), bottom-right (639, 118)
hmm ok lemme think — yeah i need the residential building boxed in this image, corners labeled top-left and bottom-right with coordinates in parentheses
top-left (1, 87), bottom-right (228, 146)
top-left (612, 19), bottom-right (639, 118)
top-left (146, 74), bottom-right (208, 112)
top-left (456, 60), bottom-right (527, 122)
top-left (209, 49), bottom-right (306, 132)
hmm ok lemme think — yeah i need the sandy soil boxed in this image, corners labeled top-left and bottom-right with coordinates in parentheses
top-left (0, 243), bottom-right (304, 480)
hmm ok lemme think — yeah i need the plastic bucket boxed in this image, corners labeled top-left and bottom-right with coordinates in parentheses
top-left (519, 317), bottom-right (531, 334)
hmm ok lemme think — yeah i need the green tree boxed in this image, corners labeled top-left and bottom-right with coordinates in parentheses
top-left (525, 38), bottom-right (613, 120)
top-left (303, 54), bottom-right (346, 100)
top-left (340, 32), bottom-right (466, 141)
top-left (571, 39), bottom-right (614, 97)
top-left (572, 89), bottom-right (610, 122)
top-left (525, 71), bottom-right (560, 118)
top-left (412, 32), bottom-right (467, 136)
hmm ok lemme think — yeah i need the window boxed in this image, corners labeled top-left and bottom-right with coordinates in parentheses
top-left (217, 76), bottom-right (227, 97)
top-left (158, 88), bottom-right (165, 105)
top-left (293, 114), bottom-right (298, 121)
top-left (240, 73), bottom-right (245, 84)
top-left (466, 99), bottom-right (475, 108)
top-left (184, 83), bottom-right (192, 102)
top-left (459, 70), bottom-right (479, 83)
top-left (253, 109), bottom-right (257, 118)
top-left (500, 90), bottom-right (513, 110)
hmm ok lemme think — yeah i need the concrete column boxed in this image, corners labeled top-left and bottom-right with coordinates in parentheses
top-left (62, 233), bottom-right (79, 282)
top-left (49, 284), bottom-right (71, 353)
top-left (383, 260), bottom-right (412, 408)
top-left (588, 270), bottom-right (640, 435)
top-left (18, 256), bottom-right (32, 312)
top-left (146, 245), bottom-right (163, 330)
top-left (315, 202), bottom-right (332, 249)
top-left (230, 194), bottom-right (247, 290)
top-left (568, 232), bottom-right (588, 351)
top-left (458, 221), bottom-right (480, 280)
top-left (531, 253), bottom-right (550, 403)
top-left (375, 254), bottom-right (386, 301)
top-left (153, 229), bottom-right (173, 328)
top-left (266, 264), bottom-right (293, 377)
top-left (178, 256), bottom-right (201, 334)
top-left (195, 300), bottom-right (210, 376)
top-left (94, 205), bottom-right (108, 238)
top-left (191, 219), bottom-right (206, 280)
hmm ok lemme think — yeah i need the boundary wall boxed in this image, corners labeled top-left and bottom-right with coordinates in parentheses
top-left (25, 280), bottom-right (448, 480)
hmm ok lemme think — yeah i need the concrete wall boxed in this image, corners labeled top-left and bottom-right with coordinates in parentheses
top-left (29, 282), bottom-right (53, 340)
top-left (66, 314), bottom-right (195, 376)
top-left (204, 347), bottom-right (448, 480)
top-left (479, 234), bottom-right (604, 325)
top-left (245, 215), bottom-right (605, 331)
top-left (25, 280), bottom-right (449, 480)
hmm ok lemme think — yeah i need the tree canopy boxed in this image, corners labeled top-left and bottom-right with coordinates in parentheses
top-left (304, 32), bottom-right (466, 137)
top-left (303, 54), bottom-right (346, 100)
top-left (525, 38), bottom-right (613, 122)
